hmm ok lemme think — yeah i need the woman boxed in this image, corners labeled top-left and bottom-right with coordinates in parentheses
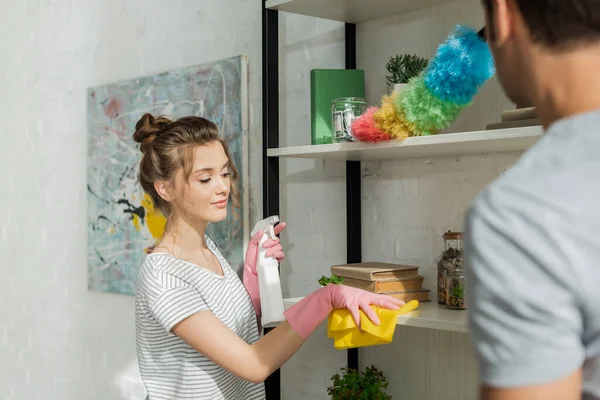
top-left (133, 113), bottom-right (404, 399)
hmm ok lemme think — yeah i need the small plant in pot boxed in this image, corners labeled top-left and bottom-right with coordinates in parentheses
top-left (327, 365), bottom-right (392, 400)
top-left (318, 274), bottom-right (344, 286)
top-left (385, 53), bottom-right (429, 93)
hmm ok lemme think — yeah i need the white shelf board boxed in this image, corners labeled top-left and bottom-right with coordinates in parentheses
top-left (284, 297), bottom-right (468, 333)
top-left (266, 0), bottom-right (457, 23)
top-left (268, 126), bottom-right (543, 161)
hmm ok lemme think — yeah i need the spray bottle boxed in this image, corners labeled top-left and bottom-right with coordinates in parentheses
top-left (251, 215), bottom-right (285, 328)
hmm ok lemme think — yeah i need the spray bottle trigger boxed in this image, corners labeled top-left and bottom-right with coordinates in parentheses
top-left (267, 224), bottom-right (276, 241)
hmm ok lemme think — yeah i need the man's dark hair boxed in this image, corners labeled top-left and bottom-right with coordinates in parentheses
top-left (482, 0), bottom-right (600, 49)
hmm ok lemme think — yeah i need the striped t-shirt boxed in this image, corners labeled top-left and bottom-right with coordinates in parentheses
top-left (135, 235), bottom-right (266, 400)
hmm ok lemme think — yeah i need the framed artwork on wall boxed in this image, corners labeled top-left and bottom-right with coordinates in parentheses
top-left (86, 55), bottom-right (249, 295)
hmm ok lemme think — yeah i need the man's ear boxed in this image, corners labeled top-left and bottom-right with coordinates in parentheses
top-left (486, 0), bottom-right (513, 46)
top-left (154, 180), bottom-right (174, 202)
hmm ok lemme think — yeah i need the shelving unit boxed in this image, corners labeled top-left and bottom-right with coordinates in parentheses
top-left (268, 126), bottom-right (542, 161)
top-left (261, 1), bottom-right (541, 399)
top-left (284, 298), bottom-right (469, 333)
top-left (265, 0), bottom-right (457, 23)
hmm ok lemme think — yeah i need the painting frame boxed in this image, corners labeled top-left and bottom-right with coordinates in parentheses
top-left (86, 55), bottom-right (250, 296)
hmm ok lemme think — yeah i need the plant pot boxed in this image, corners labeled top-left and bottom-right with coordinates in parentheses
top-left (393, 83), bottom-right (408, 94)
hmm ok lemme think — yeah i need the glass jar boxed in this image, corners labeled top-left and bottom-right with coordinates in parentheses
top-left (445, 263), bottom-right (467, 310)
top-left (331, 97), bottom-right (367, 142)
top-left (436, 231), bottom-right (463, 305)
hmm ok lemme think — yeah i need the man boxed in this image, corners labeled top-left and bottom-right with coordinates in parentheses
top-left (464, 1), bottom-right (600, 399)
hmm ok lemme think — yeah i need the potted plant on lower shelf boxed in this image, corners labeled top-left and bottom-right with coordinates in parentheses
top-left (385, 53), bottom-right (428, 93)
top-left (327, 366), bottom-right (392, 400)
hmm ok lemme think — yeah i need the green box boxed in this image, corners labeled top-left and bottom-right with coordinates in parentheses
top-left (310, 69), bottom-right (366, 145)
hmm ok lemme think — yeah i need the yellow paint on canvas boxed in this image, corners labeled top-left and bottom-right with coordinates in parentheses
top-left (132, 214), bottom-right (141, 231)
top-left (141, 194), bottom-right (166, 240)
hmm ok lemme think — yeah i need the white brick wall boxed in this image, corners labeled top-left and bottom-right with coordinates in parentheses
top-left (0, 0), bottom-right (264, 398)
top-left (1, 0), bottom-right (523, 399)
top-left (361, 153), bottom-right (518, 292)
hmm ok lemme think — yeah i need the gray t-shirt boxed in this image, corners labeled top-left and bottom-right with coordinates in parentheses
top-left (135, 235), bottom-right (265, 400)
top-left (465, 109), bottom-right (600, 399)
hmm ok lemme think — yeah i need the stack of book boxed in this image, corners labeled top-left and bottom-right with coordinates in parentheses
top-left (486, 106), bottom-right (539, 130)
top-left (330, 262), bottom-right (431, 302)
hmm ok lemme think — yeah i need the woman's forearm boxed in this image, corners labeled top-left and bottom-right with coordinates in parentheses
top-left (250, 321), bottom-right (305, 381)
top-left (173, 311), bottom-right (306, 384)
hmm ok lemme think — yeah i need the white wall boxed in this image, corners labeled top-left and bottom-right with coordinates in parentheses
top-left (1, 0), bottom-right (521, 399)
top-left (0, 1), bottom-right (264, 398)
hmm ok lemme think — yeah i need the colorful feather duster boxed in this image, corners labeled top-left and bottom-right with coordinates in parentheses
top-left (351, 25), bottom-right (495, 142)
top-left (349, 107), bottom-right (390, 142)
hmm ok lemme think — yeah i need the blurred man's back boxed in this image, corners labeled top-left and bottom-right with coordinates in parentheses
top-left (465, 1), bottom-right (600, 399)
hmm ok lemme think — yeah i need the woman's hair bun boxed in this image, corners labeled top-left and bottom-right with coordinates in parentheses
top-left (133, 113), bottom-right (172, 152)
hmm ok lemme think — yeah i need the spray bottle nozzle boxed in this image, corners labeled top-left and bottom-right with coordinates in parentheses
top-left (251, 215), bottom-right (280, 240)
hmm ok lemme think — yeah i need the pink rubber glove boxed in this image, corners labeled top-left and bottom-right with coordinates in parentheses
top-left (243, 222), bottom-right (286, 316)
top-left (283, 284), bottom-right (405, 340)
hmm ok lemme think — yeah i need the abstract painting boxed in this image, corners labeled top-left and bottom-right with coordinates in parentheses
top-left (87, 55), bottom-right (249, 295)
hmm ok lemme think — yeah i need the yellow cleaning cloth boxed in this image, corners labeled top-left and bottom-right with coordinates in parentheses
top-left (327, 300), bottom-right (419, 349)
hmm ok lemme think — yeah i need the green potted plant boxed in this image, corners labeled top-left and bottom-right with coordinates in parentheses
top-left (318, 274), bottom-right (344, 286)
top-left (327, 365), bottom-right (392, 399)
top-left (385, 53), bottom-right (429, 93)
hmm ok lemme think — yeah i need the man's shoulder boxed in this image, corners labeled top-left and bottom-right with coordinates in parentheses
top-left (465, 123), bottom-right (600, 293)
top-left (470, 117), bottom-right (600, 231)
top-left (464, 141), bottom-right (568, 278)
top-left (488, 109), bottom-right (600, 205)
top-left (466, 158), bottom-right (544, 230)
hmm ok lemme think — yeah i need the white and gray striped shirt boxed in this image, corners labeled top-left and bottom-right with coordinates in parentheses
top-left (135, 236), bottom-right (265, 400)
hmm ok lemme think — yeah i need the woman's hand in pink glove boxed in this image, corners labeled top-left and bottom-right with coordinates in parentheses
top-left (329, 283), bottom-right (405, 327)
top-left (246, 222), bottom-right (286, 273)
top-left (283, 283), bottom-right (404, 340)
top-left (243, 222), bottom-right (286, 315)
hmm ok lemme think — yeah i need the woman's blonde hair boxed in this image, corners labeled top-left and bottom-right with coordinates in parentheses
top-left (132, 113), bottom-right (241, 224)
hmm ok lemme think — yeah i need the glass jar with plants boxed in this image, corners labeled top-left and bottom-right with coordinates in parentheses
top-left (385, 53), bottom-right (428, 93)
top-left (327, 366), bottom-right (392, 400)
top-left (445, 263), bottom-right (467, 310)
top-left (436, 231), bottom-right (463, 305)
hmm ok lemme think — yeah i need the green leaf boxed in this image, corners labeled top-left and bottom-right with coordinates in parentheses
top-left (318, 274), bottom-right (344, 286)
top-left (327, 365), bottom-right (391, 399)
top-left (385, 53), bottom-right (429, 84)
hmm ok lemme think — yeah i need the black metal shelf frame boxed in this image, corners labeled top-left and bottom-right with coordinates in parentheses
top-left (261, 2), bottom-right (361, 399)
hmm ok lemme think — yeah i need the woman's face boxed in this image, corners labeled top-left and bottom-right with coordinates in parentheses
top-left (171, 141), bottom-right (231, 225)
